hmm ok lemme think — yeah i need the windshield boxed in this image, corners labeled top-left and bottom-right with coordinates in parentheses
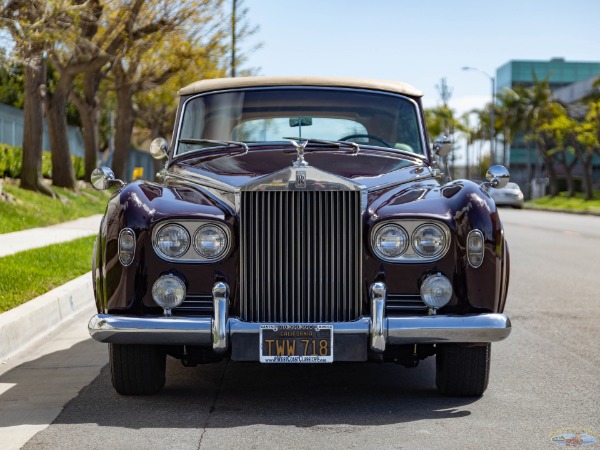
top-left (176, 87), bottom-right (425, 156)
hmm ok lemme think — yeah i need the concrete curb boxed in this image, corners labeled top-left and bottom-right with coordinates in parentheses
top-left (0, 272), bottom-right (95, 361)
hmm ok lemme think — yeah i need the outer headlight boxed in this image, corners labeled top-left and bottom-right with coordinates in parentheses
top-left (372, 224), bottom-right (409, 260)
top-left (412, 224), bottom-right (447, 258)
top-left (193, 224), bottom-right (228, 259)
top-left (155, 224), bottom-right (190, 258)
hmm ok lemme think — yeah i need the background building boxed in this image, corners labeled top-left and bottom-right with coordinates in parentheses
top-left (495, 58), bottom-right (600, 194)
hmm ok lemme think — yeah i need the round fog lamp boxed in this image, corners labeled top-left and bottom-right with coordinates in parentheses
top-left (420, 273), bottom-right (453, 308)
top-left (152, 274), bottom-right (186, 310)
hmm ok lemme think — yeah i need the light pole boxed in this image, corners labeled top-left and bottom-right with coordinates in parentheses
top-left (462, 66), bottom-right (496, 165)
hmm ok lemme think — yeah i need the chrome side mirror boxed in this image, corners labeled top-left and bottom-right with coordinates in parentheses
top-left (150, 137), bottom-right (169, 160)
top-left (485, 165), bottom-right (510, 189)
top-left (432, 135), bottom-right (452, 157)
top-left (91, 166), bottom-right (125, 191)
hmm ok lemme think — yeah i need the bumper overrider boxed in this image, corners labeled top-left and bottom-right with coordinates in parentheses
top-left (89, 282), bottom-right (511, 361)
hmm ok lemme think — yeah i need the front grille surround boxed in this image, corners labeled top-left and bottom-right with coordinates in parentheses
top-left (240, 189), bottom-right (363, 323)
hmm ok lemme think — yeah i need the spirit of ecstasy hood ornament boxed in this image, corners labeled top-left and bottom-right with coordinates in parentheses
top-left (289, 139), bottom-right (309, 167)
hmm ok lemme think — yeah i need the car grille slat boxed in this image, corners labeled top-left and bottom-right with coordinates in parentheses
top-left (241, 190), bottom-right (362, 323)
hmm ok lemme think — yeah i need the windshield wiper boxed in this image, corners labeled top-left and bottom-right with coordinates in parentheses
top-left (178, 138), bottom-right (249, 155)
top-left (283, 137), bottom-right (361, 155)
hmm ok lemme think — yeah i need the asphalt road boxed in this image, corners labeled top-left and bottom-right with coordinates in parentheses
top-left (13, 209), bottom-right (600, 449)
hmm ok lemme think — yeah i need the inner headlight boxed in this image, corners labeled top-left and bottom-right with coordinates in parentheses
top-left (156, 224), bottom-right (190, 258)
top-left (372, 224), bottom-right (409, 260)
top-left (412, 224), bottom-right (447, 258)
top-left (193, 224), bottom-right (228, 259)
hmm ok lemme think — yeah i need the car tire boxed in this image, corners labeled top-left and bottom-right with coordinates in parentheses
top-left (109, 343), bottom-right (166, 395)
top-left (435, 343), bottom-right (490, 397)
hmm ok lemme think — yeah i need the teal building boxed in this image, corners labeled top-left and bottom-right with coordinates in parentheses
top-left (495, 58), bottom-right (600, 192)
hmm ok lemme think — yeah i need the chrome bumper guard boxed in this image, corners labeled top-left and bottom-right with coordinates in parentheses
top-left (89, 282), bottom-right (511, 350)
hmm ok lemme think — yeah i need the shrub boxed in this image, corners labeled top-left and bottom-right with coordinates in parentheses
top-left (0, 144), bottom-right (85, 180)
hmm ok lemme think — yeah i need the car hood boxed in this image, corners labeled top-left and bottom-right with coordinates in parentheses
top-left (168, 146), bottom-right (434, 191)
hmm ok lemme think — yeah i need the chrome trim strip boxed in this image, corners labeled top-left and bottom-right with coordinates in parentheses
top-left (88, 313), bottom-right (511, 346)
top-left (386, 314), bottom-right (512, 343)
top-left (212, 282), bottom-right (229, 353)
top-left (88, 314), bottom-right (212, 345)
top-left (370, 282), bottom-right (386, 352)
top-left (228, 318), bottom-right (371, 334)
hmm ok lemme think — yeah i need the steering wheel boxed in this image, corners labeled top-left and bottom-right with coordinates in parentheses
top-left (339, 134), bottom-right (392, 148)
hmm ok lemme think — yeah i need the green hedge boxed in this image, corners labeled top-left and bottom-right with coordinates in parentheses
top-left (0, 144), bottom-right (85, 180)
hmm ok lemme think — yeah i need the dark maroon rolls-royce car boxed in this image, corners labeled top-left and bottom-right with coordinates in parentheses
top-left (89, 76), bottom-right (511, 397)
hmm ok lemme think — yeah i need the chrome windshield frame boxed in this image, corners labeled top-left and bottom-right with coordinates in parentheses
top-left (172, 86), bottom-right (429, 161)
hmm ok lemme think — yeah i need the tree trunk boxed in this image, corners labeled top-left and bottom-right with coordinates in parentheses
top-left (72, 72), bottom-right (101, 182)
top-left (582, 157), bottom-right (594, 201)
top-left (46, 74), bottom-right (76, 189)
top-left (21, 56), bottom-right (54, 196)
top-left (113, 83), bottom-right (135, 181)
top-left (545, 157), bottom-right (559, 197)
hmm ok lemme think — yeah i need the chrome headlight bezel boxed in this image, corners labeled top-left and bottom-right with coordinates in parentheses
top-left (371, 220), bottom-right (451, 263)
top-left (153, 220), bottom-right (231, 263)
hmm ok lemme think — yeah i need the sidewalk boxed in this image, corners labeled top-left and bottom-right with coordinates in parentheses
top-left (0, 214), bottom-right (102, 360)
top-left (0, 214), bottom-right (103, 257)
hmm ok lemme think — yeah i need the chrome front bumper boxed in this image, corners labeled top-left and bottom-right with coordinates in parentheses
top-left (89, 282), bottom-right (511, 357)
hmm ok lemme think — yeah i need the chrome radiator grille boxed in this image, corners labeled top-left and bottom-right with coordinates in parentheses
top-left (240, 190), bottom-right (362, 322)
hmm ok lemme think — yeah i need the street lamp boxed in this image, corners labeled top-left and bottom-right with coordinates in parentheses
top-left (462, 66), bottom-right (496, 165)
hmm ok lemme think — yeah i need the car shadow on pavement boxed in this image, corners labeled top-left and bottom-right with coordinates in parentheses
top-left (11, 348), bottom-right (481, 434)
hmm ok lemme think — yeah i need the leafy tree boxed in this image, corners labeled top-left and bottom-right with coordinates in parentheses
top-left (108, 0), bottom-right (226, 181)
top-left (0, 0), bottom-right (81, 195)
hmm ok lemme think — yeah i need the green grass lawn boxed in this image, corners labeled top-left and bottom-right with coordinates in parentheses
top-left (0, 181), bottom-right (108, 233)
top-left (0, 235), bottom-right (96, 313)
top-left (527, 191), bottom-right (600, 214)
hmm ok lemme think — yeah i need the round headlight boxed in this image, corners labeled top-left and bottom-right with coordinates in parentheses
top-left (152, 274), bottom-right (186, 310)
top-left (420, 273), bottom-right (453, 308)
top-left (412, 224), bottom-right (447, 258)
top-left (193, 224), bottom-right (228, 259)
top-left (372, 224), bottom-right (409, 260)
top-left (156, 224), bottom-right (190, 258)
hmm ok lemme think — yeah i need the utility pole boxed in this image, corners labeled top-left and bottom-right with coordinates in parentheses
top-left (231, 0), bottom-right (237, 77)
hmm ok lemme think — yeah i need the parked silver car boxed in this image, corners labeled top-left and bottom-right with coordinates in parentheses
top-left (488, 182), bottom-right (524, 208)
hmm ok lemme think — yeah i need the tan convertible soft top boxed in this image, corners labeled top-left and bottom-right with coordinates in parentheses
top-left (178, 76), bottom-right (423, 98)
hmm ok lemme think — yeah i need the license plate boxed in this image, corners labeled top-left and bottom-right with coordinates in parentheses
top-left (259, 325), bottom-right (333, 363)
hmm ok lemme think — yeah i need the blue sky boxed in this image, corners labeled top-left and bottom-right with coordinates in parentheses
top-left (242, 0), bottom-right (600, 116)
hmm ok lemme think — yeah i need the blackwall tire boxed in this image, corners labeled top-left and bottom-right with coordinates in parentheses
top-left (435, 343), bottom-right (490, 397)
top-left (109, 344), bottom-right (166, 395)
